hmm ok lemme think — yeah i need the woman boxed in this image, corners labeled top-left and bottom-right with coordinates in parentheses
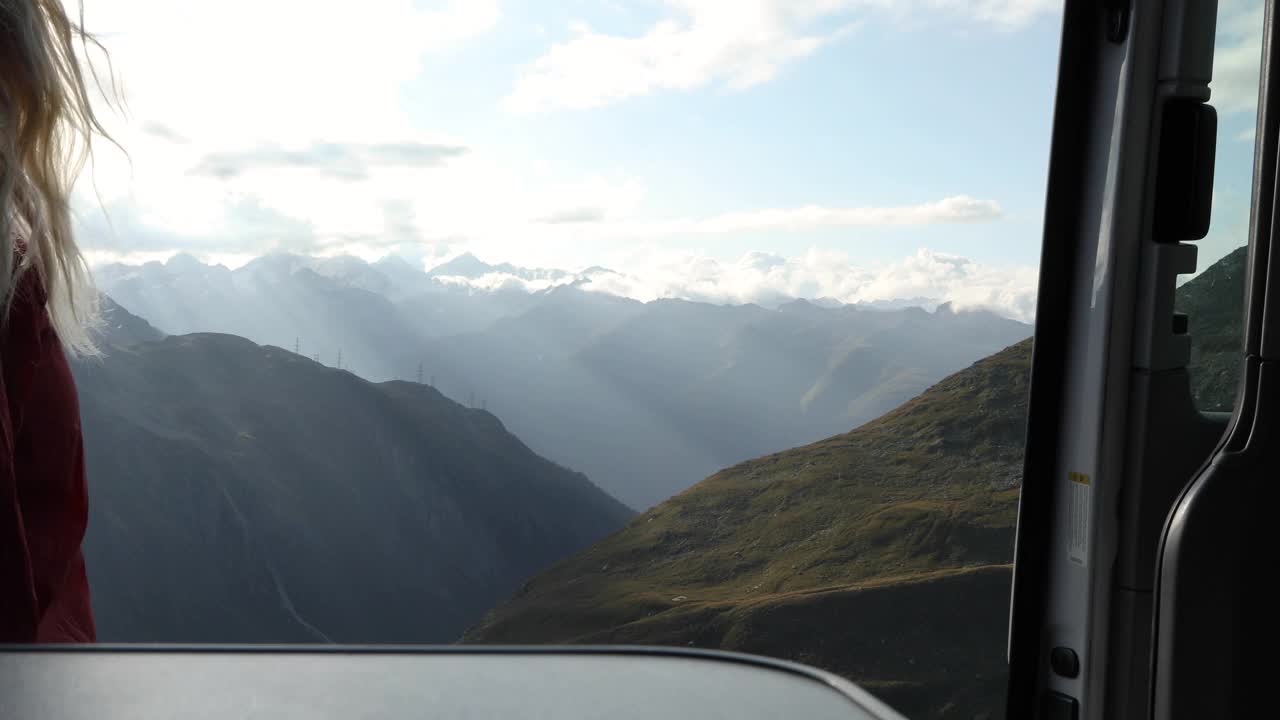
top-left (1, 0), bottom-right (114, 643)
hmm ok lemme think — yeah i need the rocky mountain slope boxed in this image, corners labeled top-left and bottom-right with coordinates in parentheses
top-left (75, 305), bottom-right (632, 643)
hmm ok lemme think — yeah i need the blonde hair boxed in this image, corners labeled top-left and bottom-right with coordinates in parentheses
top-left (1, 0), bottom-right (115, 356)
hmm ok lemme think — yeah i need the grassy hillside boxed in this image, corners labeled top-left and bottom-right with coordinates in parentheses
top-left (464, 339), bottom-right (1030, 718)
top-left (464, 247), bottom-right (1249, 719)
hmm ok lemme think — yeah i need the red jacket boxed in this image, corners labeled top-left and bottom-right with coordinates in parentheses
top-left (0, 269), bottom-right (96, 643)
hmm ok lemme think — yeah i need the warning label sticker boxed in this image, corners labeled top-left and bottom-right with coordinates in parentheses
top-left (1068, 472), bottom-right (1091, 567)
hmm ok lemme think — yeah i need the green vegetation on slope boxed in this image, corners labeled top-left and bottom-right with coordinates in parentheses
top-left (464, 339), bottom-right (1031, 719)
top-left (464, 247), bottom-right (1248, 719)
top-left (1178, 245), bottom-right (1248, 411)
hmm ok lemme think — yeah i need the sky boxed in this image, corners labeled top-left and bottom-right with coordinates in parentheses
top-left (69, 0), bottom-right (1264, 322)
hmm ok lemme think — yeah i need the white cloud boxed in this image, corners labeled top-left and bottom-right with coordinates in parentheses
top-left (927, 1), bottom-right (1060, 31)
top-left (434, 272), bottom-right (574, 294)
top-left (440, 193), bottom-right (1002, 271)
top-left (1214, 41), bottom-right (1263, 115)
top-left (65, 0), bottom-right (1018, 311)
top-left (506, 196), bottom-right (998, 248)
top-left (75, 146), bottom-right (653, 263)
top-left (652, 195), bottom-right (1002, 234)
top-left (68, 0), bottom-right (506, 261)
top-left (188, 142), bottom-right (470, 181)
top-left (570, 246), bottom-right (1038, 321)
top-left (87, 241), bottom-right (1038, 323)
top-left (504, 0), bottom-right (1059, 113)
top-left (1211, 0), bottom-right (1265, 115)
top-left (503, 3), bottom-right (847, 113)
top-left (83, 248), bottom-right (177, 268)
top-left (78, 0), bottom-right (499, 144)
top-left (347, 245), bottom-right (1038, 321)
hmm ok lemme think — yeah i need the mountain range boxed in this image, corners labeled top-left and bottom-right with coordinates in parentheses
top-left (462, 246), bottom-right (1247, 719)
top-left (93, 252), bottom-right (1032, 508)
top-left (69, 243), bottom-right (1247, 714)
top-left (74, 301), bottom-right (632, 643)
